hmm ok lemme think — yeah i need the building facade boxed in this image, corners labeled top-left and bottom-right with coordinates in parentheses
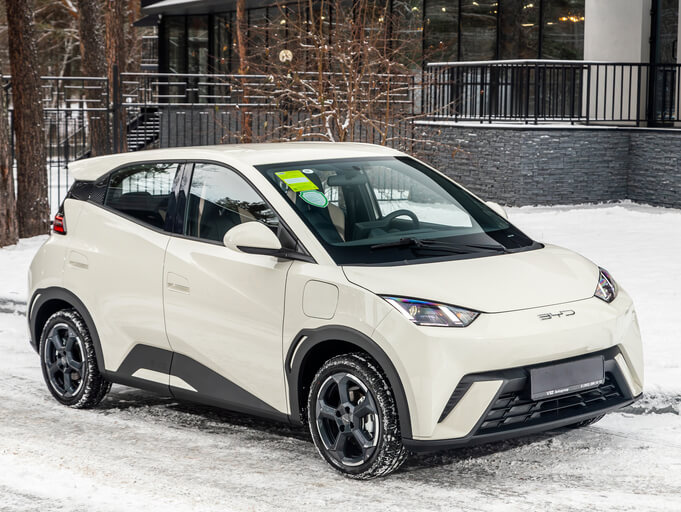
top-left (133, 0), bottom-right (681, 209)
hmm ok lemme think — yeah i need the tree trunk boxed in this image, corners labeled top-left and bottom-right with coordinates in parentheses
top-left (0, 76), bottom-right (19, 247)
top-left (236, 0), bottom-right (252, 142)
top-left (106, 0), bottom-right (127, 152)
top-left (76, 0), bottom-right (109, 156)
top-left (126, 0), bottom-right (142, 71)
top-left (5, 0), bottom-right (50, 238)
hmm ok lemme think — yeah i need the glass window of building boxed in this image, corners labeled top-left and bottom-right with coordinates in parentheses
top-left (541, 0), bottom-right (585, 59)
top-left (212, 14), bottom-right (232, 74)
top-left (166, 16), bottom-right (186, 74)
top-left (657, 0), bottom-right (679, 63)
top-left (425, 0), bottom-right (458, 62)
top-left (499, 0), bottom-right (539, 59)
top-left (187, 16), bottom-right (209, 74)
top-left (393, 0), bottom-right (423, 68)
top-left (460, 0), bottom-right (498, 61)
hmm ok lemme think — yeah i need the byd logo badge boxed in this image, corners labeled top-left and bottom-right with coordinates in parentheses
top-left (538, 309), bottom-right (576, 321)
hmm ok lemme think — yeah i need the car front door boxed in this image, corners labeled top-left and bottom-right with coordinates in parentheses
top-left (163, 162), bottom-right (293, 418)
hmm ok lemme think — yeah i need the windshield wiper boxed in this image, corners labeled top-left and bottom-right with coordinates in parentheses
top-left (370, 237), bottom-right (508, 254)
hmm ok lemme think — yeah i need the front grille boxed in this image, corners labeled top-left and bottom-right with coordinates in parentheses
top-left (477, 373), bottom-right (624, 434)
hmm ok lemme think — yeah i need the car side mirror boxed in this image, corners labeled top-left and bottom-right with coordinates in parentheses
top-left (486, 201), bottom-right (508, 220)
top-left (223, 222), bottom-right (282, 255)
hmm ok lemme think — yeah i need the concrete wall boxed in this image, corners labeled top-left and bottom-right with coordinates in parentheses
top-left (413, 122), bottom-right (681, 209)
top-left (583, 0), bottom-right (653, 123)
top-left (584, 0), bottom-right (651, 63)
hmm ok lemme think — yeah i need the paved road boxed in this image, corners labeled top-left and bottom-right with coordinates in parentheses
top-left (1, 312), bottom-right (679, 512)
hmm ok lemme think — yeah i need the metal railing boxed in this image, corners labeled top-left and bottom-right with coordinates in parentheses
top-left (4, 70), bottom-right (415, 211)
top-left (423, 60), bottom-right (680, 126)
top-left (115, 71), bottom-right (414, 149)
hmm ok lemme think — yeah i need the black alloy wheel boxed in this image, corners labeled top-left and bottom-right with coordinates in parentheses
top-left (39, 309), bottom-right (111, 408)
top-left (308, 353), bottom-right (407, 479)
top-left (43, 322), bottom-right (86, 398)
top-left (315, 372), bottom-right (380, 467)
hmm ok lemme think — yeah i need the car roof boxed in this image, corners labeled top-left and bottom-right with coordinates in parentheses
top-left (68, 142), bottom-right (405, 182)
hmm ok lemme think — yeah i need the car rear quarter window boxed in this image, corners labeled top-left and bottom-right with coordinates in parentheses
top-left (104, 163), bottom-right (180, 230)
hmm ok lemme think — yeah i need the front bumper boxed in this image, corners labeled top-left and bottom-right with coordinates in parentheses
top-left (372, 290), bottom-right (644, 441)
top-left (402, 346), bottom-right (640, 452)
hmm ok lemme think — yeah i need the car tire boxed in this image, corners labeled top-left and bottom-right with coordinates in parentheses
top-left (567, 414), bottom-right (605, 429)
top-left (307, 352), bottom-right (408, 479)
top-left (39, 309), bottom-right (111, 408)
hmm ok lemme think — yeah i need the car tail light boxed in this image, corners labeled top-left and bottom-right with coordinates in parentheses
top-left (53, 213), bottom-right (66, 234)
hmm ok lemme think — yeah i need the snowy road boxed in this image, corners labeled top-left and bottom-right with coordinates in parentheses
top-left (1, 203), bottom-right (680, 511)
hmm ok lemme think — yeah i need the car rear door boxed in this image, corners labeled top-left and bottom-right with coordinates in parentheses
top-left (163, 162), bottom-right (293, 419)
top-left (61, 162), bottom-right (182, 389)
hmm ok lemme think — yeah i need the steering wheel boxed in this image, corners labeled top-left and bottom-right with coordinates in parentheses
top-left (383, 209), bottom-right (420, 231)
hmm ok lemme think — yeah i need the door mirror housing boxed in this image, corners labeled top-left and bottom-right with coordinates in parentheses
top-left (485, 201), bottom-right (508, 220)
top-left (223, 222), bottom-right (282, 255)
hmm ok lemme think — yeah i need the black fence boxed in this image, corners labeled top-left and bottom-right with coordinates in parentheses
top-left (4, 70), bottom-right (414, 211)
top-left (423, 60), bottom-right (680, 126)
top-left (6, 61), bottom-right (681, 212)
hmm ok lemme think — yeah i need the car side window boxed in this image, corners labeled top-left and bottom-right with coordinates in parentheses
top-left (185, 163), bottom-right (279, 243)
top-left (104, 163), bottom-right (179, 230)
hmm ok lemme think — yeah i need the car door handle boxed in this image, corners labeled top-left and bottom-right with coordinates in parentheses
top-left (166, 272), bottom-right (190, 294)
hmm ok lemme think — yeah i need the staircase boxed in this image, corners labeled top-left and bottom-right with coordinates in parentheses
top-left (126, 108), bottom-right (160, 151)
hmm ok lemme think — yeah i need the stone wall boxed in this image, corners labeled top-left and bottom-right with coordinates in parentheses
top-left (628, 131), bottom-right (681, 209)
top-left (413, 122), bottom-right (681, 208)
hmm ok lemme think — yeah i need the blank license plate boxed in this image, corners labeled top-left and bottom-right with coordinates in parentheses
top-left (530, 356), bottom-right (604, 400)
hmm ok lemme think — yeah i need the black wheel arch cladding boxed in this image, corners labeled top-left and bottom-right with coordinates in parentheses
top-left (29, 287), bottom-right (107, 372)
top-left (285, 325), bottom-right (413, 439)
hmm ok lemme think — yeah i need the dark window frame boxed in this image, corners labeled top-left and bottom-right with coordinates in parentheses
top-left (177, 160), bottom-right (314, 260)
top-left (102, 161), bottom-right (184, 232)
top-left (76, 158), bottom-right (314, 262)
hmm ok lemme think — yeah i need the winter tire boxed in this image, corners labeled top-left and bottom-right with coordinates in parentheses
top-left (307, 352), bottom-right (408, 479)
top-left (39, 309), bottom-right (111, 408)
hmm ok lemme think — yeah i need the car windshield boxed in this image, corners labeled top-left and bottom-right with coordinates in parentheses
top-left (257, 156), bottom-right (539, 265)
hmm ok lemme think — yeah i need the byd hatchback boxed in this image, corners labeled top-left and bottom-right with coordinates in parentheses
top-left (28, 143), bottom-right (643, 479)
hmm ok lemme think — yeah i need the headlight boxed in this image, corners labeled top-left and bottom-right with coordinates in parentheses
top-left (382, 296), bottom-right (479, 327)
top-left (594, 267), bottom-right (618, 303)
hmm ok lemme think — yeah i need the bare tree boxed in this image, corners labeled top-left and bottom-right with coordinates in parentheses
top-left (0, 75), bottom-right (18, 247)
top-left (125, 0), bottom-right (143, 71)
top-left (5, 0), bottom-right (49, 238)
top-left (76, 0), bottom-right (108, 156)
top-left (235, 0), bottom-right (251, 142)
top-left (242, 0), bottom-right (419, 148)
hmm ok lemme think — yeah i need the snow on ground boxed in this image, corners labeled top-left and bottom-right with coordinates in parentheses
top-left (0, 202), bottom-right (680, 511)
top-left (0, 236), bottom-right (47, 314)
top-left (509, 202), bottom-right (681, 401)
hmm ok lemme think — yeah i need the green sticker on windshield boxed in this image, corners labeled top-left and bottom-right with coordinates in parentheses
top-left (299, 190), bottom-right (329, 208)
top-left (275, 170), bottom-right (319, 192)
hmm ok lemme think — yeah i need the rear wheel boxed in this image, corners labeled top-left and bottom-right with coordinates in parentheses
top-left (39, 309), bottom-right (111, 408)
top-left (307, 353), bottom-right (407, 479)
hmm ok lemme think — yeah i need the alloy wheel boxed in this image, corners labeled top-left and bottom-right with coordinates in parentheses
top-left (43, 323), bottom-right (86, 398)
top-left (315, 372), bottom-right (380, 467)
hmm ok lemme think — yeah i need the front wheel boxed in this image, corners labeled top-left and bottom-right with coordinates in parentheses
top-left (39, 309), bottom-right (111, 408)
top-left (307, 353), bottom-right (407, 479)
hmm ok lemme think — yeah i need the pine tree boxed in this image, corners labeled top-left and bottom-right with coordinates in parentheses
top-left (76, 0), bottom-right (108, 156)
top-left (5, 0), bottom-right (50, 238)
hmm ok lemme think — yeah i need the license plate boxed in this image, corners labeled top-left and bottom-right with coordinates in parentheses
top-left (530, 356), bottom-right (605, 400)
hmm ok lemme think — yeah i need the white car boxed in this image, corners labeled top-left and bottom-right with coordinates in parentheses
top-left (28, 142), bottom-right (643, 479)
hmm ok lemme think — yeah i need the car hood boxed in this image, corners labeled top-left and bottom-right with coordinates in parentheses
top-left (342, 244), bottom-right (599, 313)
